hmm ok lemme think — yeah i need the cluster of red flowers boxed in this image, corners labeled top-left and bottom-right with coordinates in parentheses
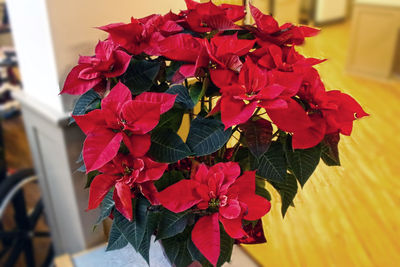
top-left (61, 1), bottom-right (367, 266)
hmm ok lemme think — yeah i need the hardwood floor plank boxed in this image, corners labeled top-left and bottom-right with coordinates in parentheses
top-left (243, 22), bottom-right (400, 266)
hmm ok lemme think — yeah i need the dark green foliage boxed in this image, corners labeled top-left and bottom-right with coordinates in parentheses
top-left (95, 191), bottom-right (114, 225)
top-left (321, 133), bottom-right (341, 166)
top-left (156, 210), bottom-right (191, 240)
top-left (166, 85), bottom-right (195, 109)
top-left (162, 230), bottom-right (193, 267)
top-left (189, 82), bottom-right (203, 106)
top-left (155, 108), bottom-right (184, 132)
top-left (149, 128), bottom-right (192, 163)
top-left (252, 142), bottom-right (287, 183)
top-left (270, 173), bottom-right (298, 217)
top-left (113, 198), bottom-right (149, 250)
top-left (106, 222), bottom-right (128, 251)
top-left (255, 177), bottom-right (272, 201)
top-left (70, 89), bottom-right (101, 123)
top-left (186, 116), bottom-right (232, 156)
top-left (137, 211), bottom-right (161, 263)
top-left (121, 59), bottom-right (161, 94)
top-left (286, 144), bottom-right (322, 187)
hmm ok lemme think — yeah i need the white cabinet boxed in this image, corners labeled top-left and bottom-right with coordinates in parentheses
top-left (314, 0), bottom-right (348, 25)
top-left (347, 2), bottom-right (400, 79)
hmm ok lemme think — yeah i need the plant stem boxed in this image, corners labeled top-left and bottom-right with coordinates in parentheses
top-left (232, 125), bottom-right (240, 133)
top-left (231, 141), bottom-right (241, 161)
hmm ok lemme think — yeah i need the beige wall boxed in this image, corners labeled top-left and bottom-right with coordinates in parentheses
top-left (46, 0), bottom-right (187, 85)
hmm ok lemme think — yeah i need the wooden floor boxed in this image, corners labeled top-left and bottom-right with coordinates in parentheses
top-left (243, 22), bottom-right (400, 267)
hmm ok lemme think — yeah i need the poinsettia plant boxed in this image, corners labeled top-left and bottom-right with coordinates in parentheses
top-left (61, 0), bottom-right (368, 266)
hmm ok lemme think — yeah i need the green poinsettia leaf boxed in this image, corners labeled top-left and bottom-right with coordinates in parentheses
top-left (189, 82), bottom-right (204, 106)
top-left (95, 190), bottom-right (114, 225)
top-left (113, 198), bottom-right (149, 251)
top-left (321, 133), bottom-right (341, 166)
top-left (269, 173), bottom-right (298, 217)
top-left (156, 210), bottom-right (191, 240)
top-left (137, 211), bottom-right (161, 264)
top-left (187, 238), bottom-right (206, 263)
top-left (186, 116), bottom-right (232, 156)
top-left (155, 108), bottom-right (184, 132)
top-left (255, 177), bottom-right (271, 201)
top-left (166, 85), bottom-right (195, 109)
top-left (162, 230), bottom-right (193, 267)
top-left (234, 147), bottom-right (252, 171)
top-left (285, 143), bottom-right (321, 187)
top-left (106, 221), bottom-right (128, 251)
top-left (216, 228), bottom-right (235, 267)
top-left (149, 128), bottom-right (192, 163)
top-left (240, 117), bottom-right (273, 158)
top-left (121, 59), bottom-right (161, 95)
top-left (70, 89), bottom-right (101, 124)
top-left (252, 142), bottom-right (287, 183)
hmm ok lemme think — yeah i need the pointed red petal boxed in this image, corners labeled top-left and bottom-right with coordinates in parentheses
top-left (102, 82), bottom-right (132, 111)
top-left (87, 174), bottom-right (116, 210)
top-left (140, 182), bottom-right (160, 205)
top-left (210, 69), bottom-right (238, 88)
top-left (60, 64), bottom-right (102, 95)
top-left (121, 100), bottom-right (161, 134)
top-left (219, 216), bottom-right (247, 239)
top-left (158, 180), bottom-right (202, 213)
top-left (135, 92), bottom-right (176, 114)
top-left (73, 109), bottom-right (106, 135)
top-left (192, 214), bottom-right (220, 266)
top-left (104, 50), bottom-right (132, 78)
top-left (221, 95), bottom-right (258, 129)
top-left (159, 34), bottom-right (202, 62)
top-left (267, 98), bottom-right (312, 132)
top-left (83, 130), bottom-right (123, 172)
top-left (249, 4), bottom-right (279, 34)
top-left (221, 4), bottom-right (246, 21)
top-left (241, 194), bottom-right (271, 220)
top-left (122, 133), bottom-right (151, 157)
top-left (292, 114), bottom-right (326, 149)
top-left (229, 171), bottom-right (256, 195)
top-left (136, 157), bottom-right (168, 183)
top-left (299, 26), bottom-right (320, 37)
top-left (114, 182), bottom-right (133, 221)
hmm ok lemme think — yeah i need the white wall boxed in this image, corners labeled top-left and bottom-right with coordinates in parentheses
top-left (7, 0), bottom-right (187, 112)
top-left (315, 0), bottom-right (348, 24)
top-left (356, 0), bottom-right (400, 7)
top-left (6, 0), bottom-right (63, 113)
top-left (45, 0), bottom-right (187, 101)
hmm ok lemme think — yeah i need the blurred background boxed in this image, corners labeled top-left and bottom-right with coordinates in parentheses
top-left (0, 0), bottom-right (399, 266)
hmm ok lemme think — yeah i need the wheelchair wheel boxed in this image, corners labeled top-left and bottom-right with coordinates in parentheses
top-left (0, 169), bottom-right (53, 267)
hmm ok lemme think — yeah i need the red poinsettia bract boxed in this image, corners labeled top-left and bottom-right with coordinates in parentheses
top-left (99, 13), bottom-right (183, 56)
top-left (249, 4), bottom-right (319, 46)
top-left (61, 40), bottom-right (131, 95)
top-left (158, 162), bottom-right (271, 266)
top-left (87, 153), bottom-right (167, 221)
top-left (73, 82), bottom-right (176, 172)
top-left (182, 0), bottom-right (244, 33)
